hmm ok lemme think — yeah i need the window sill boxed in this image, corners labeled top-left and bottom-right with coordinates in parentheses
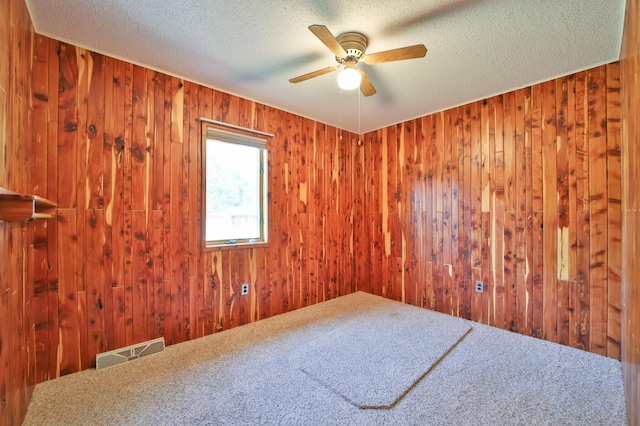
top-left (203, 241), bottom-right (270, 252)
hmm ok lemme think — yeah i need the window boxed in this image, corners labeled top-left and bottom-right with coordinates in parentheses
top-left (202, 125), bottom-right (268, 248)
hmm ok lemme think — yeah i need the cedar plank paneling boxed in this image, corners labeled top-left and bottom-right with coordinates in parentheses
top-left (170, 77), bottom-right (183, 143)
top-left (587, 66), bottom-right (608, 356)
top-left (451, 111), bottom-right (461, 317)
top-left (575, 70), bottom-right (591, 351)
top-left (86, 52), bottom-right (105, 210)
top-left (566, 74), bottom-right (580, 348)
top-left (122, 62), bottom-right (134, 346)
top-left (45, 38), bottom-right (61, 387)
top-left (606, 62), bottom-right (622, 360)
top-left (541, 80), bottom-right (558, 342)
top-left (30, 33), bottom-right (50, 384)
top-left (528, 84), bottom-right (543, 338)
top-left (355, 65), bottom-right (621, 357)
top-left (479, 99), bottom-right (491, 324)
top-left (85, 209), bottom-right (105, 366)
top-left (620, 0), bottom-right (639, 422)
top-left (7, 24), bottom-right (627, 426)
top-left (151, 210), bottom-right (165, 338)
top-left (0, 0), bottom-right (37, 423)
top-left (101, 55), bottom-right (115, 351)
top-left (556, 76), bottom-right (570, 346)
top-left (514, 88), bottom-right (528, 333)
top-left (56, 209), bottom-right (81, 375)
top-left (131, 209), bottom-right (148, 343)
top-left (500, 105), bottom-right (519, 335)
top-left (462, 105), bottom-right (474, 320)
top-left (442, 111), bottom-right (452, 315)
top-left (2, 30), bottom-right (626, 419)
top-left (493, 97), bottom-right (506, 330)
top-left (169, 141), bottom-right (184, 343)
top-left (131, 65), bottom-right (148, 211)
top-left (57, 43), bottom-right (78, 209)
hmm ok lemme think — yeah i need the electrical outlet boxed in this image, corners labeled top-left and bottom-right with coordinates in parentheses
top-left (241, 283), bottom-right (249, 295)
top-left (475, 280), bottom-right (484, 293)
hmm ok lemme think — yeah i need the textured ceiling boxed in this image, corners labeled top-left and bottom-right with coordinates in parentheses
top-left (26, 0), bottom-right (625, 134)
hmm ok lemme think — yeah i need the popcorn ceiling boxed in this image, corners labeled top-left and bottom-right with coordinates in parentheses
top-left (26, 0), bottom-right (624, 133)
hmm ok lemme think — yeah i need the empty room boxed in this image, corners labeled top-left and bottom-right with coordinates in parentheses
top-left (1, 0), bottom-right (639, 424)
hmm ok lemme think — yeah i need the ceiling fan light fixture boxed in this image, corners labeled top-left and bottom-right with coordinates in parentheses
top-left (290, 25), bottom-right (425, 98)
top-left (337, 63), bottom-right (361, 90)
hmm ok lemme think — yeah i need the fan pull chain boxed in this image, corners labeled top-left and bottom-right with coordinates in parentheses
top-left (339, 88), bottom-right (343, 141)
top-left (357, 89), bottom-right (363, 146)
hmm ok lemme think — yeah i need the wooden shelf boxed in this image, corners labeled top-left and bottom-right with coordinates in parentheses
top-left (0, 186), bottom-right (57, 221)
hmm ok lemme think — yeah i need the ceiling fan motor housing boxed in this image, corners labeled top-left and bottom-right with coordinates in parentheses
top-left (336, 32), bottom-right (367, 61)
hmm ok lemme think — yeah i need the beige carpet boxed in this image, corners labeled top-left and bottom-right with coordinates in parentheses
top-left (24, 291), bottom-right (628, 425)
top-left (294, 303), bottom-right (471, 408)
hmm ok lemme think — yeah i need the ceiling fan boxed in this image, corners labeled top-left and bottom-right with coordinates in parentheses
top-left (289, 25), bottom-right (427, 97)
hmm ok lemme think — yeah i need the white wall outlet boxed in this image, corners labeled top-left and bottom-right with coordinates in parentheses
top-left (241, 283), bottom-right (249, 295)
top-left (475, 280), bottom-right (484, 293)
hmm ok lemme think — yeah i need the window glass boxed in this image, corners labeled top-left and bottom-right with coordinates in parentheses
top-left (203, 127), bottom-right (267, 247)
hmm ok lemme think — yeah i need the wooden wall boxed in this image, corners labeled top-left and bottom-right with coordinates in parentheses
top-left (0, 0), bottom-right (630, 422)
top-left (24, 38), bottom-right (625, 381)
top-left (354, 63), bottom-right (622, 358)
top-left (0, 0), bottom-right (36, 424)
top-left (621, 0), bottom-right (640, 422)
top-left (29, 36), bottom-right (359, 380)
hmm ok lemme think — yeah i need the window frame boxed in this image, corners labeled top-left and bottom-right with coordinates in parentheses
top-left (201, 123), bottom-right (269, 251)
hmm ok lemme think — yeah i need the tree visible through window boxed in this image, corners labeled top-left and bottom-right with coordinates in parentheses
top-left (202, 126), bottom-right (267, 248)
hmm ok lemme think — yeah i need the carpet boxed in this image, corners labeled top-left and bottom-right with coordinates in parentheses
top-left (23, 291), bottom-right (628, 425)
top-left (293, 302), bottom-right (472, 408)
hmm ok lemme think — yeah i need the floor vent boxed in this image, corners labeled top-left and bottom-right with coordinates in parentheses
top-left (96, 337), bottom-right (165, 370)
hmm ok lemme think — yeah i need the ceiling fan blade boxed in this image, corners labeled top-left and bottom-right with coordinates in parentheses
top-left (308, 24), bottom-right (347, 58)
top-left (361, 44), bottom-right (427, 64)
top-left (358, 70), bottom-right (377, 97)
top-left (289, 66), bottom-right (339, 84)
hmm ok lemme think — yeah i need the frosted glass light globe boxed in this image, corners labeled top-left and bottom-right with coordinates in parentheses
top-left (337, 67), bottom-right (361, 90)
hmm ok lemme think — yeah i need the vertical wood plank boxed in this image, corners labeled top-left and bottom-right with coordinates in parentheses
top-left (587, 66), bottom-right (608, 356)
top-left (556, 76), bottom-right (570, 346)
top-left (450, 110), bottom-right (461, 317)
top-left (503, 91), bottom-right (516, 331)
top-left (86, 52), bottom-right (105, 211)
top-left (85, 209), bottom-right (105, 367)
top-left (514, 87), bottom-right (528, 334)
top-left (170, 78), bottom-right (183, 143)
top-left (109, 58), bottom-right (127, 350)
top-left (442, 111), bottom-right (452, 315)
top-left (122, 62), bottom-right (134, 346)
top-left (566, 74), bottom-right (580, 348)
top-left (131, 66), bottom-right (148, 211)
top-left (530, 83), bottom-right (544, 339)
top-left (575, 70), bottom-right (591, 351)
top-left (462, 105), bottom-right (474, 320)
top-left (57, 43), bottom-right (78, 209)
top-left (45, 38), bottom-right (61, 381)
top-left (151, 210), bottom-right (164, 338)
top-left (56, 210), bottom-right (80, 375)
top-left (620, 0), bottom-right (640, 419)
top-left (541, 80), bottom-right (558, 343)
top-left (101, 55), bottom-right (115, 353)
top-left (169, 141), bottom-right (184, 343)
top-left (606, 62), bottom-right (622, 360)
top-left (132, 209), bottom-right (148, 343)
top-left (493, 95), bottom-right (506, 330)
top-left (30, 34), bottom-right (51, 382)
